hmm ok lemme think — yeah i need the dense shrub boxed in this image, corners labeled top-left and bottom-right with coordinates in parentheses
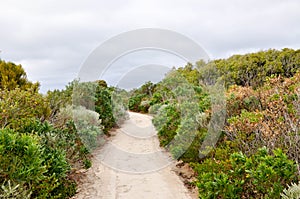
top-left (27, 121), bottom-right (86, 166)
top-left (46, 86), bottom-right (72, 121)
top-left (168, 101), bottom-right (207, 161)
top-left (95, 84), bottom-right (116, 133)
top-left (54, 105), bottom-right (103, 151)
top-left (72, 80), bottom-right (118, 134)
top-left (171, 127), bottom-right (207, 162)
top-left (3, 48), bottom-right (300, 198)
top-left (147, 67), bottom-right (211, 162)
top-left (148, 103), bottom-right (163, 115)
top-left (128, 93), bottom-right (146, 112)
top-left (127, 81), bottom-right (156, 113)
top-left (152, 104), bottom-right (180, 146)
top-left (18, 120), bottom-right (80, 197)
top-left (0, 88), bottom-right (50, 129)
top-left (111, 88), bottom-right (129, 125)
top-left (0, 59), bottom-right (125, 198)
top-left (0, 128), bottom-right (72, 198)
top-left (225, 73), bottom-right (300, 165)
top-left (203, 48), bottom-right (300, 88)
top-left (0, 60), bottom-right (39, 91)
top-left (193, 147), bottom-right (298, 199)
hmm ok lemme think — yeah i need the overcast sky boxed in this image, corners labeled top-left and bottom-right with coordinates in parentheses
top-left (1, 0), bottom-right (300, 92)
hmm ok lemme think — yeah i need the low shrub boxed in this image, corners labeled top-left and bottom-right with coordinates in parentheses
top-left (0, 128), bottom-right (71, 198)
top-left (128, 93), bottom-right (146, 112)
top-left (0, 88), bottom-right (50, 129)
top-left (193, 147), bottom-right (298, 199)
top-left (152, 104), bottom-right (180, 146)
top-left (55, 105), bottom-right (103, 151)
top-left (148, 103), bottom-right (163, 115)
top-left (111, 89), bottom-right (129, 125)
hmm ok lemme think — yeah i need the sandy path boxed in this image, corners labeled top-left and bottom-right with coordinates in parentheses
top-left (73, 112), bottom-right (194, 199)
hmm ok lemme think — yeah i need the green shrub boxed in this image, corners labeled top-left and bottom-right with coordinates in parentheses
top-left (95, 85), bottom-right (116, 133)
top-left (71, 80), bottom-right (117, 134)
top-left (171, 128), bottom-right (206, 162)
top-left (152, 104), bottom-right (180, 146)
top-left (111, 89), bottom-right (129, 125)
top-left (203, 48), bottom-right (300, 88)
top-left (150, 92), bottom-right (163, 105)
top-left (19, 119), bottom-right (85, 166)
top-left (193, 147), bottom-right (298, 199)
top-left (0, 128), bottom-right (71, 198)
top-left (54, 105), bottom-right (103, 151)
top-left (0, 88), bottom-right (50, 129)
top-left (148, 103), bottom-right (163, 115)
top-left (46, 88), bottom-right (72, 121)
top-left (128, 93), bottom-right (146, 112)
top-left (0, 129), bottom-right (46, 185)
top-left (17, 120), bottom-right (87, 198)
top-left (0, 60), bottom-right (39, 91)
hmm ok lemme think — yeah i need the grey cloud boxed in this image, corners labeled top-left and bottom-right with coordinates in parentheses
top-left (0, 0), bottom-right (299, 92)
top-left (117, 64), bottom-right (171, 90)
top-left (101, 49), bottom-right (187, 88)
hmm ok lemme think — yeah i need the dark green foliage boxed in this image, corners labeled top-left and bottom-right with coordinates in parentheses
top-left (83, 159), bottom-right (92, 169)
top-left (19, 119), bottom-right (90, 170)
top-left (0, 129), bottom-right (46, 184)
top-left (128, 81), bottom-right (155, 113)
top-left (16, 120), bottom-right (88, 198)
top-left (150, 67), bottom-right (211, 162)
top-left (152, 104), bottom-right (180, 146)
top-left (150, 92), bottom-right (163, 105)
top-left (128, 93), bottom-right (146, 112)
top-left (128, 93), bottom-right (151, 113)
top-left (193, 147), bottom-right (298, 199)
top-left (50, 179), bottom-right (76, 199)
top-left (95, 86), bottom-right (115, 133)
top-left (0, 128), bottom-right (72, 198)
top-left (174, 128), bottom-right (206, 162)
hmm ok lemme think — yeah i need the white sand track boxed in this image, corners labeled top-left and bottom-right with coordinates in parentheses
top-left (73, 112), bottom-right (194, 199)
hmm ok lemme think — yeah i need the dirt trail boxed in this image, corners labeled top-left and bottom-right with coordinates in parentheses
top-left (73, 112), bottom-right (195, 199)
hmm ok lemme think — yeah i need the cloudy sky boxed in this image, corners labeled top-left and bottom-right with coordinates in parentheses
top-left (1, 0), bottom-right (300, 92)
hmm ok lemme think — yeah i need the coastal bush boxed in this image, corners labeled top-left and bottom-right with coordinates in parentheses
top-left (193, 147), bottom-right (298, 199)
top-left (0, 88), bottom-right (50, 129)
top-left (0, 128), bottom-right (72, 198)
